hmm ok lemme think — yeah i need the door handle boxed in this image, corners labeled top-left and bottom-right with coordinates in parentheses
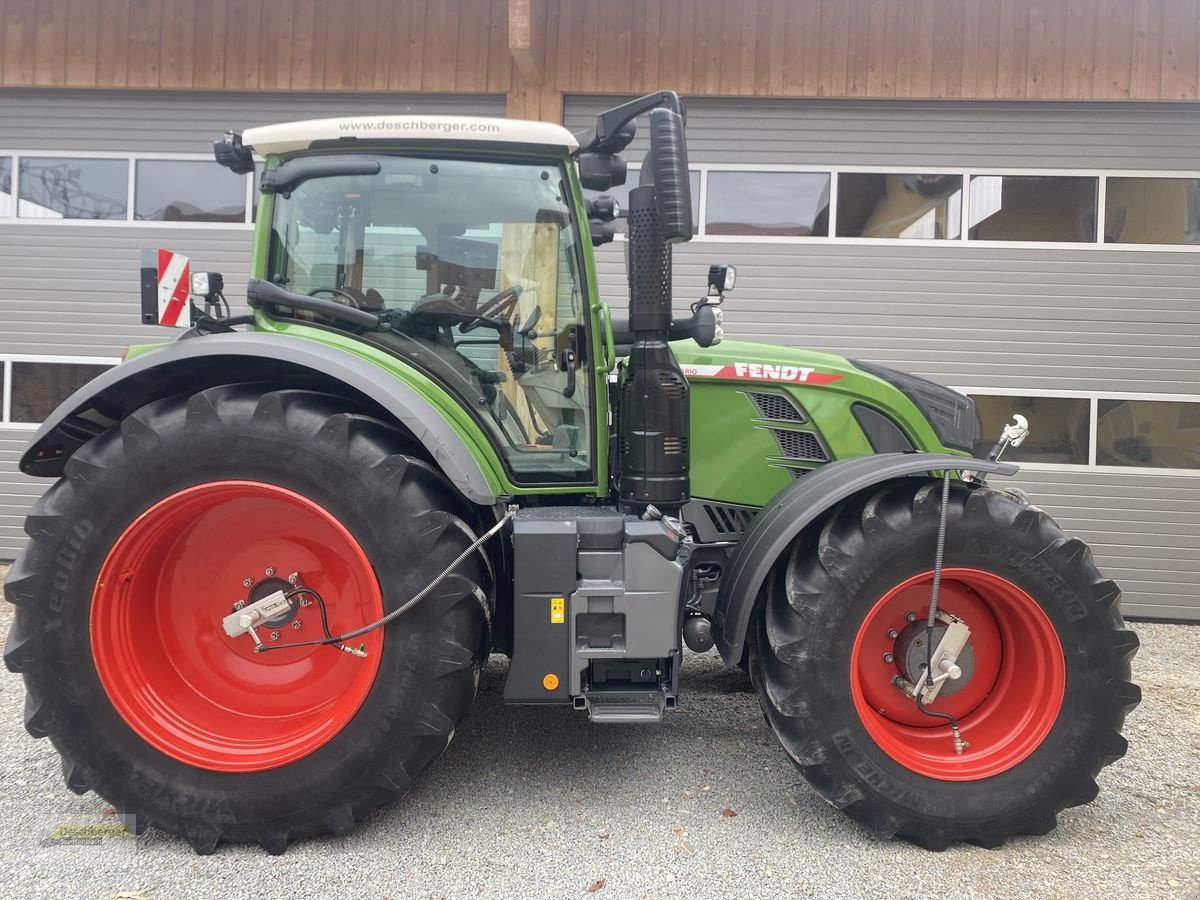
top-left (561, 348), bottom-right (577, 398)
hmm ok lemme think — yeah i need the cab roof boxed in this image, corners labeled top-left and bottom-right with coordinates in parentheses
top-left (242, 115), bottom-right (579, 156)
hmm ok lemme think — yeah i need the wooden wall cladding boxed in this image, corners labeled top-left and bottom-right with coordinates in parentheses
top-left (1, 0), bottom-right (1197, 103)
top-left (0, 0), bottom-right (514, 93)
top-left (542, 0), bottom-right (1200, 102)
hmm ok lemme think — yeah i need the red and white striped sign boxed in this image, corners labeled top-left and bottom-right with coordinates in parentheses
top-left (156, 248), bottom-right (191, 328)
top-left (681, 362), bottom-right (842, 386)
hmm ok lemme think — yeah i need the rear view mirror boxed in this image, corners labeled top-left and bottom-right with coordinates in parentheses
top-left (647, 108), bottom-right (692, 242)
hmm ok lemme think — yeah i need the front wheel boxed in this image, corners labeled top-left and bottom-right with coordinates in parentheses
top-left (749, 479), bottom-right (1141, 849)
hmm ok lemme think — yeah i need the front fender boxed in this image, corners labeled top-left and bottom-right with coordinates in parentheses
top-left (712, 452), bottom-right (1018, 666)
top-left (20, 332), bottom-right (501, 505)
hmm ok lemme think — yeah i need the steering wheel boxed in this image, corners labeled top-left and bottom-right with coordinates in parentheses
top-left (308, 287), bottom-right (364, 309)
top-left (461, 285), bottom-right (523, 333)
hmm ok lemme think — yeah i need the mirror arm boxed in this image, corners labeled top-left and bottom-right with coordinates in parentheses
top-left (577, 91), bottom-right (685, 153)
top-left (609, 308), bottom-right (721, 348)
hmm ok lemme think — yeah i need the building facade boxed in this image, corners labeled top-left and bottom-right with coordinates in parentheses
top-left (1, 0), bottom-right (1198, 619)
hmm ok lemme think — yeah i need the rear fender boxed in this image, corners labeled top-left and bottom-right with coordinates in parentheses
top-left (712, 452), bottom-right (1018, 666)
top-left (19, 332), bottom-right (501, 505)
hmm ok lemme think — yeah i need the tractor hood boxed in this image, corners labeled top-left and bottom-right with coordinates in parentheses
top-left (672, 339), bottom-right (978, 456)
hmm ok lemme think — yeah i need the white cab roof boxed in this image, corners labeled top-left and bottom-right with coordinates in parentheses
top-left (242, 115), bottom-right (579, 156)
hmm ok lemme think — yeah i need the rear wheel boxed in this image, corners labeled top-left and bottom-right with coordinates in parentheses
top-left (4, 386), bottom-right (491, 854)
top-left (749, 479), bottom-right (1140, 849)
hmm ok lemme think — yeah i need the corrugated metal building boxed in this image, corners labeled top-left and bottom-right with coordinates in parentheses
top-left (1, 0), bottom-right (1198, 619)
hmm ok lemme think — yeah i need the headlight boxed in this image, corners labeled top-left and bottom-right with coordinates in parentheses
top-left (853, 360), bottom-right (978, 454)
top-left (190, 272), bottom-right (211, 297)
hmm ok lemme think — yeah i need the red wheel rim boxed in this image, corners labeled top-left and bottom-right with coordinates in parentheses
top-left (850, 568), bottom-right (1065, 780)
top-left (91, 481), bottom-right (384, 773)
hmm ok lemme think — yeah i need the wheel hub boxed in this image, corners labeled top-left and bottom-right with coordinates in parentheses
top-left (893, 619), bottom-right (976, 697)
top-left (243, 575), bottom-right (299, 627)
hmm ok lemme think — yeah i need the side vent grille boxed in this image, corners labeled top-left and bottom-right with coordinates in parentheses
top-left (788, 466), bottom-right (813, 479)
top-left (662, 436), bottom-right (688, 456)
top-left (770, 428), bottom-right (828, 462)
top-left (702, 503), bottom-right (756, 536)
top-left (658, 372), bottom-right (687, 399)
top-left (748, 392), bottom-right (806, 422)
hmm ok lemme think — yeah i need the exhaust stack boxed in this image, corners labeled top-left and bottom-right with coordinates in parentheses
top-left (617, 107), bottom-right (693, 514)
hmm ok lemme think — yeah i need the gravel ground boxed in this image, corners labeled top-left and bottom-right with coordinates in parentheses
top-left (1, 561), bottom-right (1197, 900)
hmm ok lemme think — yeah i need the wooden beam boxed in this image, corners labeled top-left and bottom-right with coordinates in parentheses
top-left (506, 81), bottom-right (562, 121)
top-left (508, 0), bottom-right (542, 81)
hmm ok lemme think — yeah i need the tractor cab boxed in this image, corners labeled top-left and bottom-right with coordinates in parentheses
top-left (243, 118), bottom-right (599, 485)
top-left (206, 97), bottom-right (719, 492)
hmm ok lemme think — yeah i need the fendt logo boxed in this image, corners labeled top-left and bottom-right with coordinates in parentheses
top-left (682, 362), bottom-right (843, 386)
top-left (733, 362), bottom-right (812, 381)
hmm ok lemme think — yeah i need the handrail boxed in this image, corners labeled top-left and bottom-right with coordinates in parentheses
top-left (595, 302), bottom-right (617, 373)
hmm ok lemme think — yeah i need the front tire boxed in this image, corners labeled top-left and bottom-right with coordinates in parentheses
top-left (749, 479), bottom-right (1140, 849)
top-left (4, 386), bottom-right (491, 854)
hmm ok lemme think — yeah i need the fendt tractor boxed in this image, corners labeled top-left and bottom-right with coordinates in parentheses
top-left (4, 92), bottom-right (1140, 855)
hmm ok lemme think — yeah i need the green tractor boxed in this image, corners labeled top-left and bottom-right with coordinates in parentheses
top-left (4, 92), bottom-right (1139, 854)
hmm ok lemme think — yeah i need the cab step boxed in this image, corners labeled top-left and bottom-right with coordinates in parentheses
top-left (577, 689), bottom-right (676, 723)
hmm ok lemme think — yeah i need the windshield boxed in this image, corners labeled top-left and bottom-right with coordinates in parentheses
top-left (267, 154), bottom-right (593, 485)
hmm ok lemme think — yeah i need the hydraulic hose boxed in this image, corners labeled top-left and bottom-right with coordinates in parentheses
top-left (254, 508), bottom-right (514, 654)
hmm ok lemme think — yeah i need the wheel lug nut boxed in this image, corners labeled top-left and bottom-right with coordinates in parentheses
top-left (299, 597), bottom-right (311, 607)
top-left (231, 600), bottom-right (245, 613)
top-left (291, 620), bottom-right (303, 630)
top-left (886, 628), bottom-right (898, 639)
top-left (904, 611), bottom-right (917, 623)
top-left (265, 566), bottom-right (276, 577)
top-left (882, 652), bottom-right (894, 663)
top-left (288, 572), bottom-right (299, 585)
top-left (269, 630), bottom-right (280, 641)
top-left (243, 578), bottom-right (254, 588)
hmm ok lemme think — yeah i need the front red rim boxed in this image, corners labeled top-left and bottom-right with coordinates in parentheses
top-left (850, 568), bottom-right (1066, 780)
top-left (90, 481), bottom-right (384, 773)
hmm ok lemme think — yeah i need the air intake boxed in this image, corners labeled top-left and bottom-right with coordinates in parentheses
top-left (701, 502), bottom-right (756, 536)
top-left (769, 429), bottom-right (828, 462)
top-left (748, 393), bottom-right (806, 422)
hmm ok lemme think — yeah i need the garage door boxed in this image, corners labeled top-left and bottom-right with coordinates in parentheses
top-left (567, 96), bottom-right (1200, 620)
top-left (0, 89), bottom-right (504, 559)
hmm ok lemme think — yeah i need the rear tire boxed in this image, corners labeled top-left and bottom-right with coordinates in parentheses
top-left (4, 386), bottom-right (491, 854)
top-left (749, 479), bottom-right (1140, 849)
